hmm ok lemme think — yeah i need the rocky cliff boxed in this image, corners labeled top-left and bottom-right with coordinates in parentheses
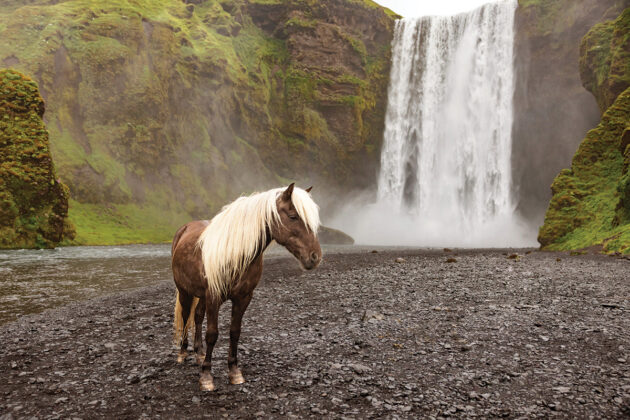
top-left (538, 8), bottom-right (630, 254)
top-left (0, 69), bottom-right (74, 248)
top-left (0, 0), bottom-right (396, 245)
top-left (511, 0), bottom-right (627, 227)
top-left (580, 8), bottom-right (630, 113)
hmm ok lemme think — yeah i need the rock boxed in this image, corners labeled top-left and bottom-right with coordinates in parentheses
top-left (318, 226), bottom-right (355, 245)
top-left (361, 310), bottom-right (384, 322)
top-left (347, 364), bottom-right (371, 374)
top-left (395, 257), bottom-right (405, 263)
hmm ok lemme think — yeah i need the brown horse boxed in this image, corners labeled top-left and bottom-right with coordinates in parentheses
top-left (171, 183), bottom-right (322, 391)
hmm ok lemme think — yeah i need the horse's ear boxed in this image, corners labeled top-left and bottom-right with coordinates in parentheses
top-left (305, 186), bottom-right (313, 193)
top-left (282, 183), bottom-right (295, 201)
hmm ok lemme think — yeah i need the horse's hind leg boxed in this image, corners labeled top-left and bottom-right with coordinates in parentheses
top-left (176, 290), bottom-right (193, 364)
top-left (199, 297), bottom-right (220, 391)
top-left (228, 293), bottom-right (253, 385)
top-left (193, 297), bottom-right (206, 365)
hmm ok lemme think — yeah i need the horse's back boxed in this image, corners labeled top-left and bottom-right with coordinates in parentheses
top-left (172, 220), bottom-right (209, 297)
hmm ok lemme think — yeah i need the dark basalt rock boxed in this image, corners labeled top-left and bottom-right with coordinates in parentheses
top-left (318, 225), bottom-right (354, 245)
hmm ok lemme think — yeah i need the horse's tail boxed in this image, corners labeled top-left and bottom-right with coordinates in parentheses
top-left (173, 290), bottom-right (199, 346)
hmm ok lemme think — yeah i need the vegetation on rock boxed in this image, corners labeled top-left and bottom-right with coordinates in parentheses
top-left (0, 69), bottom-right (74, 248)
top-left (539, 8), bottom-right (630, 254)
top-left (0, 0), bottom-right (396, 246)
top-left (512, 0), bottom-right (626, 225)
top-left (579, 8), bottom-right (630, 114)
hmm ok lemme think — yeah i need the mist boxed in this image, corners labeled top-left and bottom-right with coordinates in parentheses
top-left (329, 191), bottom-right (537, 247)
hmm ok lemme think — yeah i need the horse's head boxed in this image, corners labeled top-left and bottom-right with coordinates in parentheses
top-left (272, 183), bottom-right (322, 270)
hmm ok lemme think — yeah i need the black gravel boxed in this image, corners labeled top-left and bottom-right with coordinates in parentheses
top-left (0, 249), bottom-right (629, 419)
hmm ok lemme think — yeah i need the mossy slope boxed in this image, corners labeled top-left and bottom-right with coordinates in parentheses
top-left (0, 0), bottom-right (396, 245)
top-left (538, 8), bottom-right (630, 254)
top-left (0, 69), bottom-right (74, 248)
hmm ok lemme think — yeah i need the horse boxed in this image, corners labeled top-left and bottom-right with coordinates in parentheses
top-left (171, 183), bottom-right (322, 391)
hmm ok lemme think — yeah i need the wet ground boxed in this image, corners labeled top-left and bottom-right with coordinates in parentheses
top-left (0, 248), bottom-right (629, 418)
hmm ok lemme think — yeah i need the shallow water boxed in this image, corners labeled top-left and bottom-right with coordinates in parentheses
top-left (0, 243), bottom-right (396, 325)
top-left (0, 245), bottom-right (174, 325)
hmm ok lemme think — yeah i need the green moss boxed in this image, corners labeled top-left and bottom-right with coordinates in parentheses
top-left (285, 16), bottom-right (316, 29)
top-left (0, 69), bottom-right (74, 249)
top-left (345, 0), bottom-right (399, 18)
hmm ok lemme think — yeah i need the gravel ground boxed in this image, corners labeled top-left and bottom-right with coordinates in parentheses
top-left (0, 248), bottom-right (629, 419)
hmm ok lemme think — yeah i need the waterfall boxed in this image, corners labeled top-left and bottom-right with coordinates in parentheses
top-left (361, 0), bottom-right (531, 246)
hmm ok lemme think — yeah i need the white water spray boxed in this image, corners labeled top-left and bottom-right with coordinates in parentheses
top-left (334, 0), bottom-right (535, 246)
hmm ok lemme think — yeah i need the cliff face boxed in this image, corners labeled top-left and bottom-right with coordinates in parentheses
top-left (0, 0), bottom-right (396, 245)
top-left (511, 0), bottom-right (626, 227)
top-left (538, 8), bottom-right (630, 254)
top-left (579, 9), bottom-right (630, 113)
top-left (0, 69), bottom-right (74, 248)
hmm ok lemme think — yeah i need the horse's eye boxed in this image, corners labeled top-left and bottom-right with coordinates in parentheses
top-left (288, 214), bottom-right (298, 220)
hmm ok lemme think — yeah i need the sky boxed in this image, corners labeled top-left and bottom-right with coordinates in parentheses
top-left (374, 0), bottom-right (499, 17)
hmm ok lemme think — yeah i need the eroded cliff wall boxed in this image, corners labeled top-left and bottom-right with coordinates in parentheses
top-left (0, 0), bottom-right (396, 244)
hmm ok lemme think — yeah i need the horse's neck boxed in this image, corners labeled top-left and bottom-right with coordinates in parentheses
top-left (255, 227), bottom-right (273, 261)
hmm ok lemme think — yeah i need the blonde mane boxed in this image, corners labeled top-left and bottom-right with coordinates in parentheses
top-left (197, 186), bottom-right (320, 298)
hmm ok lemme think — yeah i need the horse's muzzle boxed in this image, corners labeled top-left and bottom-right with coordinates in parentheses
top-left (302, 251), bottom-right (321, 270)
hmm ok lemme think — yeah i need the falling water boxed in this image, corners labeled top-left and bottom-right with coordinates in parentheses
top-left (357, 0), bottom-right (532, 246)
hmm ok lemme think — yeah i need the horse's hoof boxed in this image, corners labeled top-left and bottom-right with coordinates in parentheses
top-left (196, 353), bottom-right (206, 365)
top-left (199, 373), bottom-right (216, 392)
top-left (177, 351), bottom-right (188, 364)
top-left (229, 368), bottom-right (245, 385)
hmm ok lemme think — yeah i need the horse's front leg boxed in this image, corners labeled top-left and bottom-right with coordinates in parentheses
top-left (193, 297), bottom-right (206, 365)
top-left (228, 293), bottom-right (253, 385)
top-left (199, 297), bottom-right (219, 391)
